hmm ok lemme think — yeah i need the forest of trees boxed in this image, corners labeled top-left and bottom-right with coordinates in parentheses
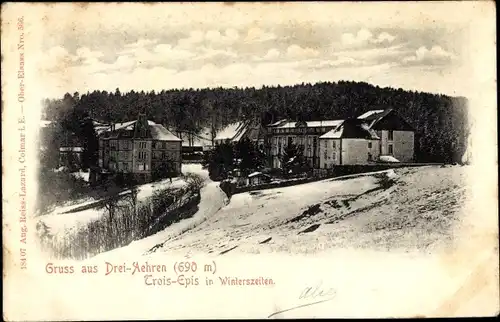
top-left (42, 80), bottom-right (470, 165)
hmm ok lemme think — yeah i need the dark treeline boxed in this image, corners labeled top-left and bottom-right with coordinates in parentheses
top-left (42, 81), bottom-right (469, 163)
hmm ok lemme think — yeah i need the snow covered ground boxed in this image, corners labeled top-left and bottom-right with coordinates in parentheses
top-left (98, 165), bottom-right (471, 259)
top-left (36, 164), bottom-right (206, 240)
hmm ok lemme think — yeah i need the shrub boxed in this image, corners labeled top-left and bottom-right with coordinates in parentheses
top-left (37, 184), bottom-right (202, 260)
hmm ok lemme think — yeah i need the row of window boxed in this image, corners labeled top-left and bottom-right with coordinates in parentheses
top-left (152, 151), bottom-right (177, 160)
top-left (273, 136), bottom-right (318, 148)
top-left (272, 127), bottom-right (331, 134)
top-left (106, 140), bottom-right (176, 150)
top-left (271, 130), bottom-right (394, 141)
top-left (108, 150), bottom-right (177, 161)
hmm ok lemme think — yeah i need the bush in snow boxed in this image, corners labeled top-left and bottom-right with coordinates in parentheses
top-left (38, 180), bottom-right (204, 260)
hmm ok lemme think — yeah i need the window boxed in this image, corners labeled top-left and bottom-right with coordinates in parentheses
top-left (138, 151), bottom-right (148, 160)
top-left (368, 142), bottom-right (372, 149)
top-left (138, 163), bottom-right (145, 171)
top-left (138, 141), bottom-right (147, 149)
top-left (388, 130), bottom-right (394, 141)
top-left (388, 144), bottom-right (393, 155)
top-left (110, 140), bottom-right (117, 150)
top-left (332, 141), bottom-right (336, 149)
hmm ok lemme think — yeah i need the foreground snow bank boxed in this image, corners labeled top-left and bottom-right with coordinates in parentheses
top-left (144, 166), bottom-right (468, 256)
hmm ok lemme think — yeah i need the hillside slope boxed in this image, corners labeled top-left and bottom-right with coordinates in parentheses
top-left (104, 165), bottom-right (469, 257)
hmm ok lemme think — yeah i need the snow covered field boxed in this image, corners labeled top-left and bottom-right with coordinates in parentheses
top-left (99, 165), bottom-right (471, 258)
top-left (36, 164), bottom-right (207, 240)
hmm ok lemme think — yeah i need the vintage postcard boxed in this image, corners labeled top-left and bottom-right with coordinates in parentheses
top-left (2, 1), bottom-right (498, 320)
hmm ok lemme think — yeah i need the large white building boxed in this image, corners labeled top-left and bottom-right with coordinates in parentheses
top-left (356, 108), bottom-right (415, 163)
top-left (268, 108), bottom-right (415, 169)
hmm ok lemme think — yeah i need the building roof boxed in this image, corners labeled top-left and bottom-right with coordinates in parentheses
top-left (149, 124), bottom-right (182, 141)
top-left (267, 119), bottom-right (289, 127)
top-left (99, 119), bottom-right (181, 141)
top-left (357, 108), bottom-right (414, 131)
top-left (320, 119), bottom-right (380, 140)
top-left (357, 110), bottom-right (387, 120)
top-left (59, 147), bottom-right (83, 152)
top-left (214, 122), bottom-right (248, 141)
top-left (274, 120), bottom-right (344, 129)
top-left (357, 108), bottom-right (394, 129)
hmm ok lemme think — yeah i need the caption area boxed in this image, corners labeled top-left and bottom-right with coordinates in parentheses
top-left (45, 261), bottom-right (275, 288)
top-left (17, 15), bottom-right (27, 270)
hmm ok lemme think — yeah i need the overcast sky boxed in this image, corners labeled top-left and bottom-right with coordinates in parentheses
top-left (30, 2), bottom-right (488, 98)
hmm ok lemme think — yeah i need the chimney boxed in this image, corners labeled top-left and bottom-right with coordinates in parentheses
top-left (138, 113), bottom-right (147, 126)
top-left (135, 113), bottom-right (149, 138)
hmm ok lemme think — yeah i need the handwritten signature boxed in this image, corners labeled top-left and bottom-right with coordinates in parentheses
top-left (268, 281), bottom-right (337, 318)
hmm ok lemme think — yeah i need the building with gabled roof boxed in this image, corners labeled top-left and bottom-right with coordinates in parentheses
top-left (214, 120), bottom-right (267, 148)
top-left (319, 118), bottom-right (381, 167)
top-left (98, 114), bottom-right (182, 183)
top-left (267, 108), bottom-right (415, 169)
top-left (358, 108), bottom-right (415, 162)
top-left (267, 117), bottom-right (345, 169)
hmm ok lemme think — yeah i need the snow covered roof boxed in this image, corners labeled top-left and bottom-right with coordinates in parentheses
top-left (99, 120), bottom-right (157, 133)
top-left (268, 119), bottom-right (289, 127)
top-left (98, 119), bottom-right (180, 141)
top-left (59, 147), bottom-right (83, 152)
top-left (357, 110), bottom-right (386, 119)
top-left (319, 119), bottom-right (380, 140)
top-left (150, 124), bottom-right (182, 141)
top-left (357, 108), bottom-right (394, 128)
top-left (214, 122), bottom-right (249, 141)
top-left (274, 120), bottom-right (344, 129)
